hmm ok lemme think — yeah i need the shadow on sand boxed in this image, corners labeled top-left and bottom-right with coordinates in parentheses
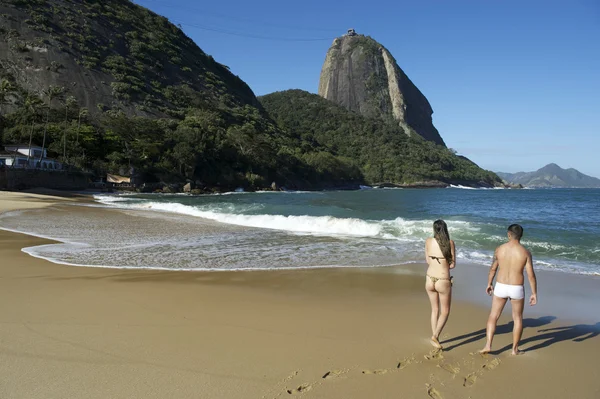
top-left (492, 321), bottom-right (600, 354)
top-left (442, 316), bottom-right (556, 351)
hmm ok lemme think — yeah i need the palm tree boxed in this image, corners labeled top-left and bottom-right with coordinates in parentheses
top-left (76, 107), bottom-right (88, 145)
top-left (39, 85), bottom-right (64, 164)
top-left (62, 95), bottom-right (77, 164)
top-left (23, 95), bottom-right (43, 166)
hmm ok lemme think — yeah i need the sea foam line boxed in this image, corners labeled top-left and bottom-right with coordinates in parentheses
top-left (102, 200), bottom-right (384, 237)
top-left (94, 195), bottom-right (436, 239)
top-left (18, 242), bottom-right (407, 273)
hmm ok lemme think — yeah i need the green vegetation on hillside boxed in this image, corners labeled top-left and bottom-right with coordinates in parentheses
top-left (259, 90), bottom-right (501, 186)
top-left (0, 82), bottom-right (364, 189)
top-left (1, 0), bottom-right (256, 115)
top-left (0, 0), bottom-right (363, 190)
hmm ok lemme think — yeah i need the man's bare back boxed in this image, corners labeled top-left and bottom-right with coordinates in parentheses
top-left (495, 240), bottom-right (531, 286)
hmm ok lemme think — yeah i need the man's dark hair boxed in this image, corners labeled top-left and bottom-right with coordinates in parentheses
top-left (507, 224), bottom-right (523, 239)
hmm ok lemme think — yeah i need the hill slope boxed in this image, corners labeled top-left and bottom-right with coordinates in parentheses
top-left (498, 164), bottom-right (600, 188)
top-left (318, 33), bottom-right (444, 146)
top-left (260, 90), bottom-right (501, 186)
top-left (0, 0), bottom-right (258, 117)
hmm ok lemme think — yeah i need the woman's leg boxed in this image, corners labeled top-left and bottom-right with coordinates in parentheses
top-left (426, 279), bottom-right (441, 348)
top-left (433, 281), bottom-right (452, 342)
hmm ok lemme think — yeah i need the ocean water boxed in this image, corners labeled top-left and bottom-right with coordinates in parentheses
top-left (1, 188), bottom-right (599, 275)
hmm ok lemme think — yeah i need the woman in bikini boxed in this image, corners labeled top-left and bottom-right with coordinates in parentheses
top-left (425, 219), bottom-right (456, 349)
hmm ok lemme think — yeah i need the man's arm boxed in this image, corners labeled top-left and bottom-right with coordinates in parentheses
top-left (486, 249), bottom-right (499, 295)
top-left (525, 249), bottom-right (537, 306)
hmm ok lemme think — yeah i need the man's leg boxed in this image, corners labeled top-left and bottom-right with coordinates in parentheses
top-left (480, 295), bottom-right (508, 353)
top-left (510, 298), bottom-right (525, 355)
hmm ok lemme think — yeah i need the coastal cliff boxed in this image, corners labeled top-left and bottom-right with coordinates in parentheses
top-left (318, 33), bottom-right (445, 146)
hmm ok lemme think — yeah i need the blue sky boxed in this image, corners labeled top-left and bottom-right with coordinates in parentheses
top-left (134, 0), bottom-right (600, 177)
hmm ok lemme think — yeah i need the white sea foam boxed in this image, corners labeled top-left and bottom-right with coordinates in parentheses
top-left (98, 199), bottom-right (383, 237)
top-left (449, 184), bottom-right (502, 190)
top-left (94, 195), bottom-right (461, 240)
top-left (458, 250), bottom-right (491, 260)
top-left (91, 195), bottom-right (135, 203)
top-left (522, 240), bottom-right (567, 251)
top-left (449, 184), bottom-right (478, 190)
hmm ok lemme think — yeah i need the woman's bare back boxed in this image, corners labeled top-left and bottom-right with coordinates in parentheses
top-left (425, 237), bottom-right (455, 279)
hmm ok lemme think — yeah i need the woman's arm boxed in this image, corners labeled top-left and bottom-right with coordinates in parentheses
top-left (450, 240), bottom-right (456, 269)
top-left (424, 238), bottom-right (429, 263)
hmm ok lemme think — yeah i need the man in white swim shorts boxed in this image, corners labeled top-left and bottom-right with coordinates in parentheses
top-left (480, 224), bottom-right (538, 355)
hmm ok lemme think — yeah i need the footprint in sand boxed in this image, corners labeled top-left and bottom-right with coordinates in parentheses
top-left (463, 372), bottom-right (478, 387)
top-left (425, 384), bottom-right (444, 399)
top-left (284, 371), bottom-right (299, 381)
top-left (361, 369), bottom-right (388, 375)
top-left (287, 384), bottom-right (312, 395)
top-left (397, 355), bottom-right (416, 369)
top-left (424, 349), bottom-right (444, 361)
top-left (469, 351), bottom-right (489, 359)
top-left (437, 362), bottom-right (460, 375)
top-left (482, 357), bottom-right (501, 371)
top-left (322, 370), bottom-right (346, 380)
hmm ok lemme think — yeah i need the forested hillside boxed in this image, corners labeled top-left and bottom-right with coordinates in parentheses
top-left (260, 90), bottom-right (501, 186)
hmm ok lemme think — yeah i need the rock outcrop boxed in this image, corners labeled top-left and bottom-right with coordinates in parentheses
top-left (318, 33), bottom-right (445, 146)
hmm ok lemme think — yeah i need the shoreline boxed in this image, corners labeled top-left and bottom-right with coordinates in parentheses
top-left (0, 191), bottom-right (599, 398)
top-left (115, 180), bottom-right (512, 195)
top-left (6, 190), bottom-right (599, 277)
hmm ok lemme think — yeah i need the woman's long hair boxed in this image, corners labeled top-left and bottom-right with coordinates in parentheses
top-left (433, 220), bottom-right (453, 264)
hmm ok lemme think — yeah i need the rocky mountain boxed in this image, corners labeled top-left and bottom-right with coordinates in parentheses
top-left (260, 90), bottom-right (501, 187)
top-left (0, 0), bottom-right (259, 118)
top-left (318, 31), bottom-right (445, 146)
top-left (497, 164), bottom-right (600, 188)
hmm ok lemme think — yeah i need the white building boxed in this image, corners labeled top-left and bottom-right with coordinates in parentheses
top-left (0, 144), bottom-right (63, 170)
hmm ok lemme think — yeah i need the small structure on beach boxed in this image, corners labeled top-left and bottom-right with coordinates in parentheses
top-left (107, 174), bottom-right (131, 185)
top-left (106, 171), bottom-right (142, 190)
top-left (0, 144), bottom-right (63, 170)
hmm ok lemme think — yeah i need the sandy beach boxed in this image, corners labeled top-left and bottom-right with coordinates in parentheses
top-left (0, 191), bottom-right (598, 399)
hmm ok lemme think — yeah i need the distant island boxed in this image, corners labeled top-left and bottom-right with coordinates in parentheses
top-left (497, 163), bottom-right (600, 188)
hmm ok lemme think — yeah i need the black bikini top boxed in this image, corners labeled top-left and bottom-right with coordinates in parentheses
top-left (429, 256), bottom-right (446, 264)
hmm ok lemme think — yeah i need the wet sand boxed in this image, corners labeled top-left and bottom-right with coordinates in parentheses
top-left (0, 191), bottom-right (599, 398)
